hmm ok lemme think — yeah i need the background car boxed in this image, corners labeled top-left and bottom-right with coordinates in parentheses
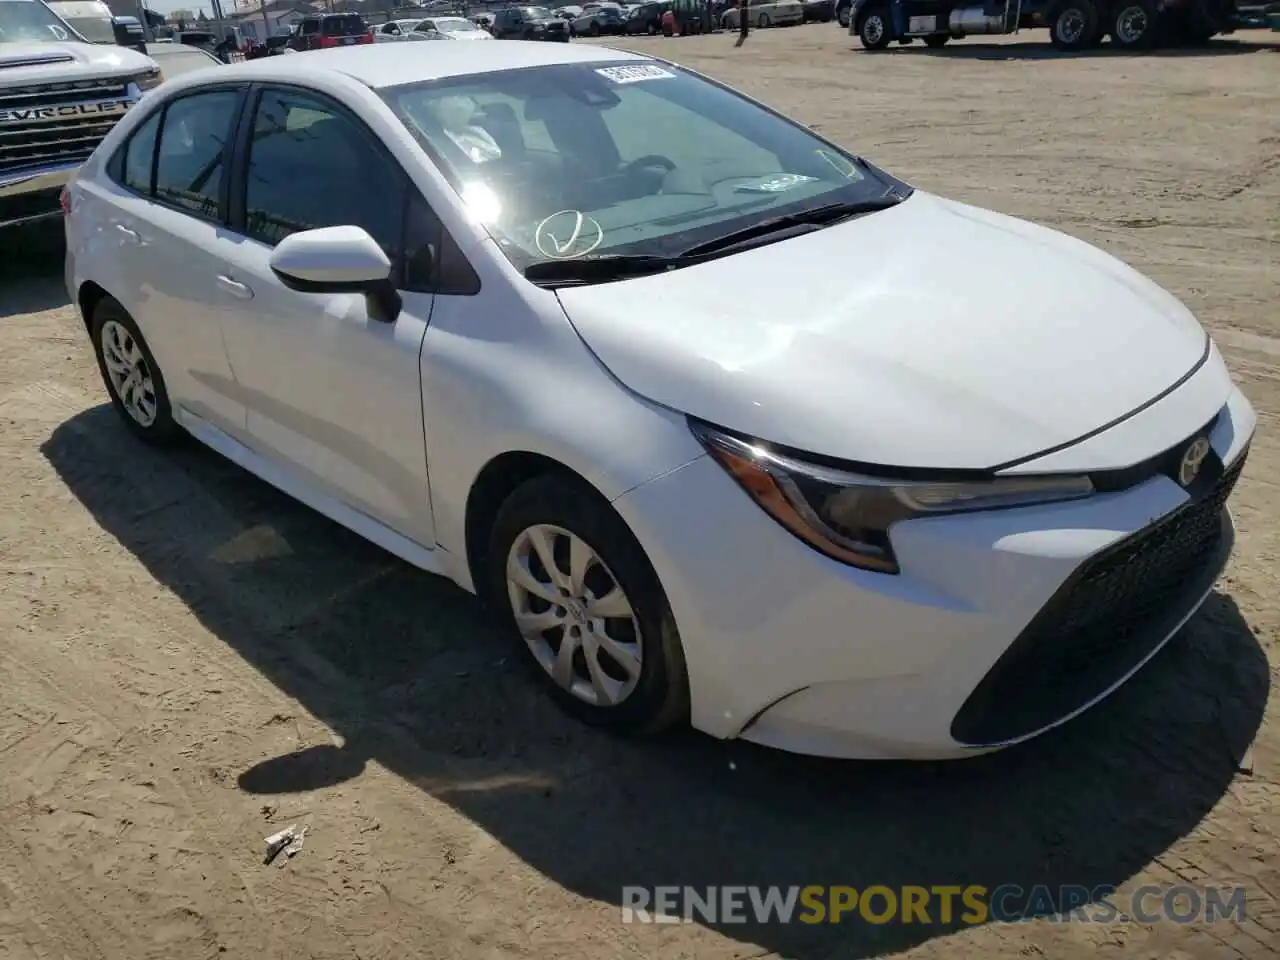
top-left (287, 12), bottom-right (374, 50)
top-left (624, 0), bottom-right (672, 31)
top-left (144, 39), bottom-right (223, 77)
top-left (489, 6), bottom-right (571, 38)
top-left (375, 18), bottom-right (424, 41)
top-left (802, 0), bottom-right (835, 20)
top-left (412, 16), bottom-right (496, 38)
top-left (721, 0), bottom-right (804, 25)
top-left (572, 1), bottom-right (628, 33)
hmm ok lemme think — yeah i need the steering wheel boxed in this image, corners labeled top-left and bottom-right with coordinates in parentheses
top-left (622, 154), bottom-right (677, 177)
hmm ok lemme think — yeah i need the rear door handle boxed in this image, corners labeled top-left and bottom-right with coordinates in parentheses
top-left (216, 274), bottom-right (254, 300)
top-left (115, 224), bottom-right (140, 244)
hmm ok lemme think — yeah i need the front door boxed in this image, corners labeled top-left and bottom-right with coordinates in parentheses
top-left (211, 86), bottom-right (439, 547)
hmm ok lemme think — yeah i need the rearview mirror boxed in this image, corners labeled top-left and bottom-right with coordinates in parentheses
top-left (269, 226), bottom-right (402, 322)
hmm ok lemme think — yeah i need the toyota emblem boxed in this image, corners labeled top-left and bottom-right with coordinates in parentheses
top-left (1177, 437), bottom-right (1211, 488)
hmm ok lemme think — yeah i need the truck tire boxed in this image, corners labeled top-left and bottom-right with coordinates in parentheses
top-left (1048, 0), bottom-right (1100, 50)
top-left (837, 0), bottom-right (852, 27)
top-left (857, 3), bottom-right (892, 48)
top-left (924, 33), bottom-right (949, 46)
top-left (1111, 0), bottom-right (1160, 48)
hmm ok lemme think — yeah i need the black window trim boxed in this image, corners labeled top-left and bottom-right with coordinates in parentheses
top-left (107, 82), bottom-right (249, 229)
top-left (227, 81), bottom-right (480, 297)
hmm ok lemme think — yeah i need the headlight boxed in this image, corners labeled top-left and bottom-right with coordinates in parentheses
top-left (135, 67), bottom-right (164, 92)
top-left (690, 420), bottom-right (1094, 574)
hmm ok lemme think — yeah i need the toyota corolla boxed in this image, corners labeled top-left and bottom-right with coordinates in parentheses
top-left (62, 42), bottom-right (1255, 759)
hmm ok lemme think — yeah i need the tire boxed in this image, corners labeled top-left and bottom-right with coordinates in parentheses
top-left (923, 33), bottom-right (949, 46)
top-left (758, 12), bottom-right (770, 26)
top-left (90, 296), bottom-right (180, 445)
top-left (589, 20), bottom-right (600, 34)
top-left (487, 474), bottom-right (690, 735)
top-left (1110, 0), bottom-right (1160, 48)
top-left (857, 3), bottom-right (892, 48)
top-left (1048, 0), bottom-right (1100, 49)
top-left (837, 2), bottom-right (851, 27)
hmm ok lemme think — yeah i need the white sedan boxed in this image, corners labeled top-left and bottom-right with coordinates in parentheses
top-left (411, 15), bottom-right (496, 38)
top-left (63, 43), bottom-right (1255, 760)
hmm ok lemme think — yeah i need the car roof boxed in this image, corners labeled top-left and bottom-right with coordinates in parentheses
top-left (205, 36), bottom-right (648, 89)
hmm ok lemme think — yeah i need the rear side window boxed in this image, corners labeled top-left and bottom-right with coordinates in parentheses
top-left (153, 89), bottom-right (240, 218)
top-left (322, 14), bottom-right (366, 34)
top-left (121, 110), bottom-right (160, 194)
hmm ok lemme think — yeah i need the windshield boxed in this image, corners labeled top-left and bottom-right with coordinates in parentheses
top-left (521, 7), bottom-right (552, 17)
top-left (436, 17), bottom-right (480, 31)
top-left (382, 61), bottom-right (898, 271)
top-left (0, 0), bottom-right (78, 42)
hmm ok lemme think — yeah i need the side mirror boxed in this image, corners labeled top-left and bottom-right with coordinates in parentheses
top-left (269, 226), bottom-right (402, 323)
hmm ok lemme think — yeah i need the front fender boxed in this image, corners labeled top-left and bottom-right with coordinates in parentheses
top-left (418, 247), bottom-right (706, 590)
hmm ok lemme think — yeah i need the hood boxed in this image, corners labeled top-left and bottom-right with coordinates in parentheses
top-left (0, 41), bottom-right (155, 85)
top-left (555, 192), bottom-right (1211, 471)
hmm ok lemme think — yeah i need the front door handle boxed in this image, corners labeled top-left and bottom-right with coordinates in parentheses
top-left (216, 274), bottom-right (254, 300)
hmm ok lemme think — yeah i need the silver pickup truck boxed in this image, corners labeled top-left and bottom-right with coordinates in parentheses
top-left (1, 0), bottom-right (159, 231)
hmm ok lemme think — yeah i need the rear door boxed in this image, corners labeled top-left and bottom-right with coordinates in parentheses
top-left (90, 84), bottom-right (251, 440)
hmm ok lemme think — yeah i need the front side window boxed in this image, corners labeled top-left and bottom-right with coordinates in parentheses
top-left (153, 89), bottom-right (240, 218)
top-left (241, 88), bottom-right (404, 257)
top-left (382, 61), bottom-right (897, 271)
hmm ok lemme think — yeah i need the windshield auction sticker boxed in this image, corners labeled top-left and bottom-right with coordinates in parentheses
top-left (595, 64), bottom-right (677, 84)
top-left (534, 210), bottom-right (605, 259)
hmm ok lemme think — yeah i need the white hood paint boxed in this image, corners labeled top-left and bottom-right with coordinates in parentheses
top-left (555, 192), bottom-right (1212, 471)
top-left (0, 41), bottom-right (155, 84)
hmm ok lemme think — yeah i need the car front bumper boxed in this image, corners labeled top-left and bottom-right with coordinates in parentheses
top-left (611, 386), bottom-right (1256, 760)
top-left (0, 161), bottom-right (79, 230)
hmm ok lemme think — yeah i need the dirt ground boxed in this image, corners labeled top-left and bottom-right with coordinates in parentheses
top-left (1, 25), bottom-right (1278, 960)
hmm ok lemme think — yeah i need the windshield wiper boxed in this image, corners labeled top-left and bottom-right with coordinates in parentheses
top-left (523, 192), bottom-right (910, 288)
top-left (675, 193), bottom-right (908, 259)
top-left (525, 254), bottom-right (682, 287)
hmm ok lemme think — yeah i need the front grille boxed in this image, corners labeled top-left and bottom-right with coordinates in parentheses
top-left (0, 77), bottom-right (136, 178)
top-left (951, 450), bottom-right (1247, 746)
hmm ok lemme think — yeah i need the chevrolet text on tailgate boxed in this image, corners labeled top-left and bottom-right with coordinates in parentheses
top-left (0, 0), bottom-right (160, 231)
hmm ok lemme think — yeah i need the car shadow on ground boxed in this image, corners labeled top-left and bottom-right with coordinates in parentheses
top-left (43, 408), bottom-right (1270, 959)
top-left (873, 34), bottom-right (1280, 60)
top-left (0, 225), bottom-right (70, 319)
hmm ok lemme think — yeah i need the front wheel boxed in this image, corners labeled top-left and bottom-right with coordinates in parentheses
top-left (488, 475), bottom-right (690, 734)
top-left (858, 4), bottom-right (892, 48)
top-left (1048, 0), bottom-right (1101, 50)
top-left (758, 11), bottom-right (770, 26)
top-left (1111, 0), bottom-right (1160, 48)
top-left (837, 2), bottom-right (851, 26)
top-left (90, 297), bottom-right (180, 444)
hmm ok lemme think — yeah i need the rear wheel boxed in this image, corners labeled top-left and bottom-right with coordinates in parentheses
top-left (1048, 0), bottom-right (1100, 49)
top-left (90, 297), bottom-right (180, 445)
top-left (1111, 0), bottom-right (1161, 48)
top-left (837, 1), bottom-right (851, 26)
top-left (923, 33), bottom-right (949, 46)
top-left (488, 475), bottom-right (690, 734)
top-left (858, 3), bottom-right (892, 48)
top-left (758, 11), bottom-right (771, 25)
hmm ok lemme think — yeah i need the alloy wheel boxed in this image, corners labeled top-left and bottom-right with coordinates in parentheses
top-left (506, 523), bottom-right (643, 708)
top-left (100, 319), bottom-right (158, 428)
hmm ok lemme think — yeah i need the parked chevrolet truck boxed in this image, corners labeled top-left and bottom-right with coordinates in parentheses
top-left (1, 0), bottom-right (159, 232)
